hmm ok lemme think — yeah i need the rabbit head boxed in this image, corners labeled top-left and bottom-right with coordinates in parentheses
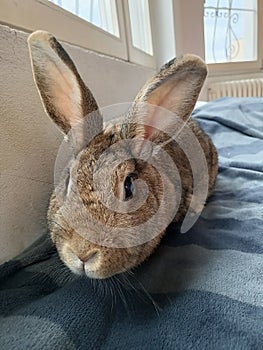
top-left (28, 31), bottom-right (208, 278)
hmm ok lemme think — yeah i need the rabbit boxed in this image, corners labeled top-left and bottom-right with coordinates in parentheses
top-left (28, 31), bottom-right (218, 279)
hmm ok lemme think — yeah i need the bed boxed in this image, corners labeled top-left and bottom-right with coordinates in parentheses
top-left (0, 97), bottom-right (262, 349)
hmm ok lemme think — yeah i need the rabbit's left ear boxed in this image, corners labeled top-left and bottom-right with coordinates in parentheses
top-left (129, 54), bottom-right (207, 140)
top-left (28, 31), bottom-right (102, 138)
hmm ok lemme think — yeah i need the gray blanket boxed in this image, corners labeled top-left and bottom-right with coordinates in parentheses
top-left (1, 98), bottom-right (263, 349)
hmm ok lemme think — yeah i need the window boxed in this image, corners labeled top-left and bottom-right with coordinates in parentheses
top-left (49, 0), bottom-right (120, 37)
top-left (203, 0), bottom-right (263, 73)
top-left (204, 0), bottom-right (257, 63)
top-left (127, 0), bottom-right (153, 55)
top-left (46, 0), bottom-right (156, 67)
top-left (0, 0), bottom-right (158, 67)
top-left (1, 0), bottom-right (262, 74)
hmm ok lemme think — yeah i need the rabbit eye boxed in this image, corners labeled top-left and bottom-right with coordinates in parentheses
top-left (124, 173), bottom-right (136, 200)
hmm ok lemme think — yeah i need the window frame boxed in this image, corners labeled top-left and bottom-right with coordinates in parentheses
top-left (172, 0), bottom-right (263, 76)
top-left (123, 0), bottom-right (156, 68)
top-left (0, 0), bottom-right (159, 68)
top-left (204, 0), bottom-right (263, 75)
top-left (1, 0), bottom-right (129, 60)
top-left (1, 0), bottom-right (262, 74)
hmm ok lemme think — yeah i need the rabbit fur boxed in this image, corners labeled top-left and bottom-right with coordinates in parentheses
top-left (28, 31), bottom-right (218, 279)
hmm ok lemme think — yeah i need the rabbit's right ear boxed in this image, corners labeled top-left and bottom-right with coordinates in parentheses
top-left (28, 31), bottom-right (102, 137)
top-left (125, 55), bottom-right (207, 143)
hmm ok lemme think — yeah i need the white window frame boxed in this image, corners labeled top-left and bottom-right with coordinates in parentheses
top-left (0, 0), bottom-right (128, 60)
top-left (2, 0), bottom-right (262, 74)
top-left (204, 0), bottom-right (263, 75)
top-left (0, 0), bottom-right (151, 65)
top-left (172, 0), bottom-right (263, 76)
top-left (123, 0), bottom-right (156, 68)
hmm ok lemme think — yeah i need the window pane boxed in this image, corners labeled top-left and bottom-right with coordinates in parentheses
top-left (49, 0), bottom-right (120, 37)
top-left (128, 0), bottom-right (153, 55)
top-left (204, 0), bottom-right (257, 63)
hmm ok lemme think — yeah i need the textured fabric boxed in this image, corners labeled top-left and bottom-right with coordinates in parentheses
top-left (0, 97), bottom-right (262, 350)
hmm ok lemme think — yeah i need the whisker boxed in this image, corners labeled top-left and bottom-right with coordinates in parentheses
top-left (126, 270), bottom-right (161, 316)
top-left (112, 276), bottom-right (130, 315)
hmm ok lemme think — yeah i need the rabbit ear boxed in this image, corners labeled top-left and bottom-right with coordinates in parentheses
top-left (130, 55), bottom-right (207, 140)
top-left (28, 31), bottom-right (102, 138)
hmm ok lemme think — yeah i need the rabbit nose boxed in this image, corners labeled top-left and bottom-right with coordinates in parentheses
top-left (78, 250), bottom-right (99, 264)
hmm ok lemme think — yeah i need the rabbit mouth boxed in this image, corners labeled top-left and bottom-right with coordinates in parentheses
top-left (61, 249), bottom-right (128, 279)
top-left (84, 269), bottom-right (109, 279)
top-left (74, 267), bottom-right (124, 279)
top-left (64, 256), bottom-right (128, 279)
top-left (66, 262), bottom-right (104, 279)
top-left (84, 264), bottom-right (130, 279)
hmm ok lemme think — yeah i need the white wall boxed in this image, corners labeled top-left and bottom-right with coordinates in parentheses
top-left (150, 0), bottom-right (176, 69)
top-left (0, 24), bottom-right (155, 263)
top-left (173, 0), bottom-right (205, 59)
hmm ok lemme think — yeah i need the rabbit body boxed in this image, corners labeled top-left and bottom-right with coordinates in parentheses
top-left (28, 31), bottom-right (218, 278)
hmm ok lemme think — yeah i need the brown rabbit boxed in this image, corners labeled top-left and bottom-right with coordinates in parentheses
top-left (28, 31), bottom-right (218, 279)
